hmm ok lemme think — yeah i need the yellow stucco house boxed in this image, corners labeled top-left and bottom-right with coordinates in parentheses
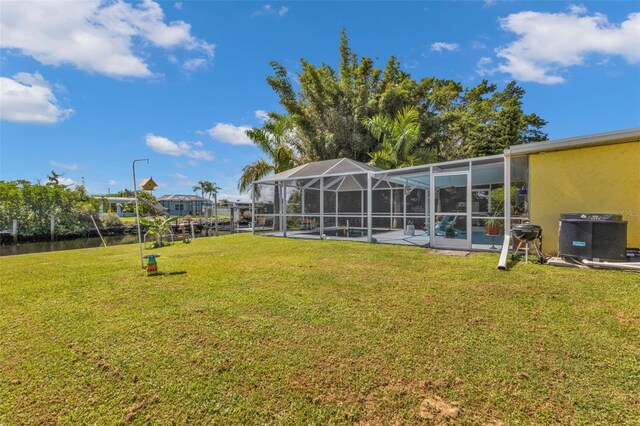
top-left (508, 128), bottom-right (640, 253)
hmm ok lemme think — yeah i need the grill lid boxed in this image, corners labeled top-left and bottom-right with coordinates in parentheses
top-left (511, 224), bottom-right (542, 241)
top-left (512, 224), bottom-right (541, 232)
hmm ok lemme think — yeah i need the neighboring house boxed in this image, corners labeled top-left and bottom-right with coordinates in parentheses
top-left (96, 195), bottom-right (168, 217)
top-left (97, 196), bottom-right (137, 217)
top-left (157, 195), bottom-right (212, 216)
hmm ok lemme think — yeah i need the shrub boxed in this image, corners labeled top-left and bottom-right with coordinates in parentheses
top-left (0, 180), bottom-right (99, 236)
top-left (100, 213), bottom-right (123, 228)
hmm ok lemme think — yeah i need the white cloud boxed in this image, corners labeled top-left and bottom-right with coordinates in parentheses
top-left (145, 134), bottom-right (214, 160)
top-left (177, 179), bottom-right (196, 187)
top-left (252, 4), bottom-right (288, 17)
top-left (568, 4), bottom-right (588, 15)
top-left (254, 110), bottom-right (269, 122)
top-left (108, 179), bottom-right (117, 186)
top-left (58, 177), bottom-right (77, 187)
top-left (490, 8), bottom-right (640, 84)
top-left (404, 61), bottom-right (419, 70)
top-left (174, 2), bottom-right (183, 10)
top-left (0, 72), bottom-right (74, 124)
top-left (182, 58), bottom-right (207, 72)
top-left (205, 123), bottom-right (253, 145)
top-left (431, 42), bottom-right (459, 52)
top-left (51, 160), bottom-right (79, 171)
top-left (476, 57), bottom-right (495, 77)
top-left (472, 41), bottom-right (487, 50)
top-left (172, 173), bottom-right (188, 179)
top-left (0, 0), bottom-right (214, 78)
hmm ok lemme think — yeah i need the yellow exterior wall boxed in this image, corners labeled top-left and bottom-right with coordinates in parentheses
top-left (529, 141), bottom-right (640, 254)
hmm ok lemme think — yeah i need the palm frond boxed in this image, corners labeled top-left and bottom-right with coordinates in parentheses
top-left (245, 128), bottom-right (275, 157)
top-left (364, 106), bottom-right (422, 169)
top-left (367, 143), bottom-right (396, 169)
top-left (363, 115), bottom-right (393, 142)
top-left (238, 159), bottom-right (274, 193)
top-left (239, 115), bottom-right (301, 193)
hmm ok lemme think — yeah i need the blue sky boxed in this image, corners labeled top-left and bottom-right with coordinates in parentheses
top-left (1, 1), bottom-right (639, 200)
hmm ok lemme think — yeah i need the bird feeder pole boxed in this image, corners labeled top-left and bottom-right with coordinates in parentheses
top-left (133, 159), bottom-right (149, 269)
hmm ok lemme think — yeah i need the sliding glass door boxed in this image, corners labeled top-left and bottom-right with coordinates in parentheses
top-left (431, 171), bottom-right (471, 249)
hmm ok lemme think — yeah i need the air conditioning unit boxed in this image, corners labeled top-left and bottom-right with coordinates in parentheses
top-left (558, 213), bottom-right (627, 262)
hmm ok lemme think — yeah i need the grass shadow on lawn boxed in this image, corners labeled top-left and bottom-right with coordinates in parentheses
top-left (144, 271), bottom-right (188, 278)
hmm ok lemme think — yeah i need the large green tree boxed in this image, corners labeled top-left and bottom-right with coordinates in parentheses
top-left (475, 82), bottom-right (548, 157)
top-left (263, 30), bottom-right (547, 165)
top-left (427, 80), bottom-right (548, 160)
top-left (265, 30), bottom-right (404, 163)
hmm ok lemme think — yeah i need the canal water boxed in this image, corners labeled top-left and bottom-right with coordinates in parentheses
top-left (0, 235), bottom-right (141, 257)
top-left (0, 231), bottom-right (234, 257)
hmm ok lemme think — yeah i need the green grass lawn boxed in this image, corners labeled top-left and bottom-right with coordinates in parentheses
top-left (1, 235), bottom-right (638, 424)
top-left (117, 216), bottom-right (139, 224)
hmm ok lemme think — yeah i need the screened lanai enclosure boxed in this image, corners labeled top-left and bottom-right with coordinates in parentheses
top-left (252, 156), bottom-right (530, 250)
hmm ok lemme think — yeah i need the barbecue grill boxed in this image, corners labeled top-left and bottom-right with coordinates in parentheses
top-left (511, 223), bottom-right (544, 264)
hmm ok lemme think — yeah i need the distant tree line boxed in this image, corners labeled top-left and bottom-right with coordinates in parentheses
top-left (0, 178), bottom-right (98, 237)
top-left (0, 174), bottom-right (166, 238)
top-left (239, 30), bottom-right (547, 191)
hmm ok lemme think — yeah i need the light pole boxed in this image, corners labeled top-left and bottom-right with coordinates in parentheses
top-left (214, 191), bottom-right (218, 236)
top-left (132, 159), bottom-right (149, 269)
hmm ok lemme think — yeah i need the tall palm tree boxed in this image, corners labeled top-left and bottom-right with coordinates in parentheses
top-left (197, 180), bottom-right (209, 215)
top-left (238, 115), bottom-right (300, 194)
top-left (198, 181), bottom-right (218, 201)
top-left (363, 106), bottom-right (432, 169)
top-left (198, 180), bottom-right (221, 234)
